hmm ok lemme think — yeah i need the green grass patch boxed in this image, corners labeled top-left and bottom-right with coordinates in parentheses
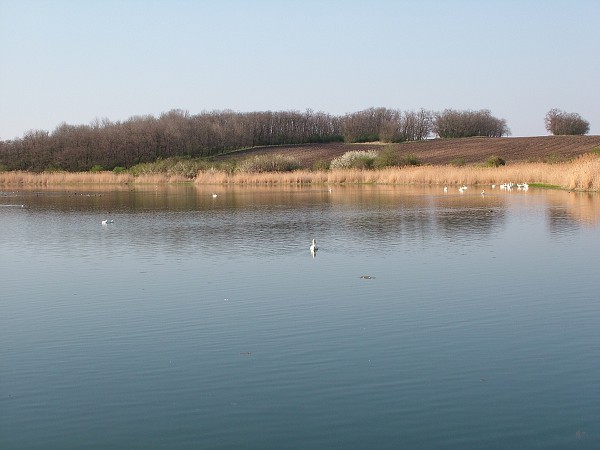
top-left (528, 183), bottom-right (562, 190)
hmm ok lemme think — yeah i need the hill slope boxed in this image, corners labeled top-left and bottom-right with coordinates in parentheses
top-left (215, 135), bottom-right (600, 168)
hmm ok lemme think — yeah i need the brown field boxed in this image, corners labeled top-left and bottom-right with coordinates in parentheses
top-left (215, 135), bottom-right (600, 167)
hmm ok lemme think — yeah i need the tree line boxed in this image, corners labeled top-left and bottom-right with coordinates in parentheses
top-left (2, 105), bottom-right (581, 172)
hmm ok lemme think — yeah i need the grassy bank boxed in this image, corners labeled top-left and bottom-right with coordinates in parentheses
top-left (1, 153), bottom-right (599, 191)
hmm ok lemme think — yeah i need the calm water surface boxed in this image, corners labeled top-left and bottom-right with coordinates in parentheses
top-left (1, 185), bottom-right (599, 449)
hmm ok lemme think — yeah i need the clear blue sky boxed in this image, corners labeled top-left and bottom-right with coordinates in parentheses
top-left (1, 0), bottom-right (599, 140)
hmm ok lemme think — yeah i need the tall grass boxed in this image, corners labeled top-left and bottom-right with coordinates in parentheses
top-left (2, 153), bottom-right (599, 191)
top-left (194, 153), bottom-right (600, 190)
top-left (0, 171), bottom-right (189, 185)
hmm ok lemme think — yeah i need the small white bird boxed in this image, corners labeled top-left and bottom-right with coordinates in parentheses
top-left (443, 186), bottom-right (448, 193)
top-left (310, 239), bottom-right (318, 253)
top-left (212, 193), bottom-right (218, 198)
top-left (481, 190), bottom-right (485, 196)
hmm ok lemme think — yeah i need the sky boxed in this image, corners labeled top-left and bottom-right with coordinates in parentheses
top-left (1, 0), bottom-right (599, 140)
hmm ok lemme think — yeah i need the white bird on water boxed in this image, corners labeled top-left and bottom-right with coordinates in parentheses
top-left (212, 193), bottom-right (218, 198)
top-left (443, 186), bottom-right (448, 193)
top-left (310, 239), bottom-right (318, 254)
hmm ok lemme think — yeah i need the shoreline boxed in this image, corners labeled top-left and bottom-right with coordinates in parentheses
top-left (1, 154), bottom-right (599, 191)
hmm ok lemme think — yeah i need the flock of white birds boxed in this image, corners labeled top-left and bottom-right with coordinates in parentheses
top-left (444, 182), bottom-right (529, 196)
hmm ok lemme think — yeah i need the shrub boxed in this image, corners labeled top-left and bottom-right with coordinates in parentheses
top-left (373, 145), bottom-right (401, 168)
top-left (543, 152), bottom-right (564, 164)
top-left (90, 164), bottom-right (104, 172)
top-left (236, 154), bottom-right (301, 173)
top-left (450, 157), bottom-right (466, 167)
top-left (112, 166), bottom-right (126, 174)
top-left (485, 156), bottom-right (506, 167)
top-left (312, 159), bottom-right (330, 171)
top-left (403, 154), bottom-right (421, 166)
top-left (330, 150), bottom-right (378, 169)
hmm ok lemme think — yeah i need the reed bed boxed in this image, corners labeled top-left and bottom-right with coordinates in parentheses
top-left (194, 154), bottom-right (600, 190)
top-left (2, 154), bottom-right (599, 191)
top-left (0, 171), bottom-right (189, 185)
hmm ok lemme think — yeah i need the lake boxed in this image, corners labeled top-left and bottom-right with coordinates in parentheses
top-left (1, 184), bottom-right (599, 449)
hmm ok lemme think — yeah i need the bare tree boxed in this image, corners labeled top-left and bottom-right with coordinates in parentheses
top-left (434, 109), bottom-right (509, 138)
top-left (544, 109), bottom-right (589, 135)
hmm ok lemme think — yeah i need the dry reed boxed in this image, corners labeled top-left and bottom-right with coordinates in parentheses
top-left (0, 171), bottom-right (189, 185)
top-left (194, 154), bottom-right (600, 190)
top-left (2, 154), bottom-right (599, 191)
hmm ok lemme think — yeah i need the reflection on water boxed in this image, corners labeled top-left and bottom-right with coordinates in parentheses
top-left (1, 185), bottom-right (599, 449)
top-left (5, 185), bottom-right (598, 255)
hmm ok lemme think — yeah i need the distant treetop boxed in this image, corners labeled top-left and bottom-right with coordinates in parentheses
top-left (545, 109), bottom-right (590, 136)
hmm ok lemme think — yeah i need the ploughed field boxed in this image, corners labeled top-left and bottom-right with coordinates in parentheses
top-left (216, 135), bottom-right (600, 168)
